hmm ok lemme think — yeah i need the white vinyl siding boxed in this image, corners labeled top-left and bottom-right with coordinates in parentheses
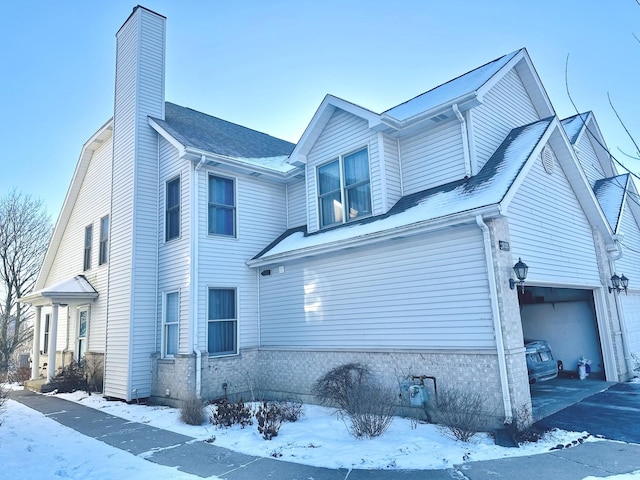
top-left (575, 132), bottom-right (606, 187)
top-left (509, 146), bottom-right (600, 285)
top-left (286, 180), bottom-right (306, 228)
top-left (305, 109), bottom-right (379, 232)
top-left (259, 226), bottom-right (493, 349)
top-left (157, 138), bottom-right (191, 356)
top-left (472, 69), bottom-right (539, 172)
top-left (105, 7), bottom-right (165, 400)
top-left (613, 205), bottom-right (640, 281)
top-left (382, 133), bottom-right (402, 209)
top-left (399, 118), bottom-right (465, 196)
top-left (44, 134), bottom-right (112, 355)
top-left (196, 169), bottom-right (287, 352)
top-left (620, 293), bottom-right (640, 357)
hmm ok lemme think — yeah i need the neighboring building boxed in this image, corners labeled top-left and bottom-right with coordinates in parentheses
top-left (20, 6), bottom-right (640, 424)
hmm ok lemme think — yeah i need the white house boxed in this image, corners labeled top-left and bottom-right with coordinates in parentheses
top-left (21, 6), bottom-right (639, 424)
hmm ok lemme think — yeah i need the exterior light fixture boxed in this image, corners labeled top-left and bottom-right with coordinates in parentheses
top-left (509, 258), bottom-right (528, 293)
top-left (609, 273), bottom-right (629, 294)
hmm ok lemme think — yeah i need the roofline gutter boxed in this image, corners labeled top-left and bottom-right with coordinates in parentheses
top-left (183, 147), bottom-right (301, 180)
top-left (247, 204), bottom-right (502, 268)
top-left (380, 92), bottom-right (478, 129)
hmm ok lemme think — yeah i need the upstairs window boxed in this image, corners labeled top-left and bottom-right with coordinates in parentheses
top-left (318, 147), bottom-right (371, 228)
top-left (99, 215), bottom-right (109, 265)
top-left (165, 177), bottom-right (180, 241)
top-left (83, 224), bottom-right (92, 271)
top-left (208, 175), bottom-right (235, 236)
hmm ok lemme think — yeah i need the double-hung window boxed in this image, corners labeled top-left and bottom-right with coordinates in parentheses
top-left (164, 291), bottom-right (179, 357)
top-left (166, 177), bottom-right (180, 241)
top-left (208, 175), bottom-right (235, 236)
top-left (318, 147), bottom-right (371, 228)
top-left (83, 224), bottom-right (93, 271)
top-left (99, 215), bottom-right (109, 265)
top-left (207, 288), bottom-right (237, 356)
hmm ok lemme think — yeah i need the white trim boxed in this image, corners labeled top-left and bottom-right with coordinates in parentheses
top-left (377, 133), bottom-right (388, 213)
top-left (206, 286), bottom-right (239, 357)
top-left (148, 117), bottom-right (187, 157)
top-left (164, 174), bottom-right (182, 242)
top-left (162, 290), bottom-right (180, 358)
top-left (206, 172), bottom-right (238, 238)
top-left (76, 305), bottom-right (90, 362)
top-left (593, 287), bottom-right (619, 381)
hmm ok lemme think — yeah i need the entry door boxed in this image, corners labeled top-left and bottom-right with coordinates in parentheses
top-left (77, 308), bottom-right (88, 362)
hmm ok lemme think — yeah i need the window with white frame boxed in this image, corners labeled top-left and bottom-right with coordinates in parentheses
top-left (318, 147), bottom-right (371, 228)
top-left (99, 215), bottom-right (109, 265)
top-left (77, 307), bottom-right (88, 363)
top-left (164, 291), bottom-right (179, 357)
top-left (83, 224), bottom-right (93, 271)
top-left (208, 175), bottom-right (235, 236)
top-left (166, 177), bottom-right (180, 241)
top-left (43, 314), bottom-right (50, 354)
top-left (207, 288), bottom-right (237, 356)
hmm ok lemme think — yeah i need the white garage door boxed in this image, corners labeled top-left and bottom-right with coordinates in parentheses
top-left (620, 293), bottom-right (640, 356)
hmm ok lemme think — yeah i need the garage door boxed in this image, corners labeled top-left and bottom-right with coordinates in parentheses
top-left (620, 293), bottom-right (640, 356)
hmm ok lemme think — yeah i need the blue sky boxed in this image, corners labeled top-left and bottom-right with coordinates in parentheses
top-left (1, 1), bottom-right (638, 217)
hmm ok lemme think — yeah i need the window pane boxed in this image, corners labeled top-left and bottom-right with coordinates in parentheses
top-left (208, 206), bottom-right (235, 236)
top-left (166, 292), bottom-right (179, 323)
top-left (344, 149), bottom-right (369, 186)
top-left (209, 176), bottom-right (234, 206)
top-left (208, 289), bottom-right (235, 319)
top-left (167, 179), bottom-right (180, 209)
top-left (79, 310), bottom-right (87, 338)
top-left (166, 324), bottom-right (178, 355)
top-left (167, 210), bottom-right (180, 239)
top-left (208, 320), bottom-right (237, 355)
top-left (318, 161), bottom-right (340, 194)
top-left (99, 216), bottom-right (109, 265)
top-left (84, 225), bottom-right (92, 270)
top-left (320, 192), bottom-right (342, 226)
top-left (346, 183), bottom-right (371, 219)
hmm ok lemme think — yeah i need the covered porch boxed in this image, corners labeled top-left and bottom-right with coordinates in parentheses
top-left (19, 275), bottom-right (98, 386)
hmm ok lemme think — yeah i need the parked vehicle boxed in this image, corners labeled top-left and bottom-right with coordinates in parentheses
top-left (525, 340), bottom-right (558, 384)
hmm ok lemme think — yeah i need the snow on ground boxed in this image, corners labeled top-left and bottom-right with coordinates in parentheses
top-left (2, 388), bottom-right (639, 479)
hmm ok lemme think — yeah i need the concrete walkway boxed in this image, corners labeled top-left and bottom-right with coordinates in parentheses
top-left (9, 389), bottom-right (640, 480)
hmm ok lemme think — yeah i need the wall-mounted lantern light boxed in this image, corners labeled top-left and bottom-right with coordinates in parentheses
top-left (609, 273), bottom-right (629, 295)
top-left (509, 258), bottom-right (528, 293)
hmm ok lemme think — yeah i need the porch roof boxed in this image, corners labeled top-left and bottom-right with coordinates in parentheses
top-left (19, 275), bottom-right (98, 307)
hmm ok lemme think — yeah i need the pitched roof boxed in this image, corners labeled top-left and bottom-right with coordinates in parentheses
top-left (593, 174), bottom-right (628, 232)
top-left (151, 102), bottom-right (295, 159)
top-left (561, 112), bottom-right (590, 144)
top-left (383, 50), bottom-right (521, 121)
top-left (252, 117), bottom-right (554, 261)
top-left (20, 275), bottom-right (99, 307)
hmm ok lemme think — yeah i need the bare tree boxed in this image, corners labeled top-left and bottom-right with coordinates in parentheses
top-left (0, 189), bottom-right (51, 380)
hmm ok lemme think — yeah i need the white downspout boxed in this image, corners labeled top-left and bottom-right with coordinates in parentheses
top-left (192, 155), bottom-right (205, 397)
top-left (453, 104), bottom-right (472, 178)
top-left (476, 215), bottom-right (513, 424)
top-left (608, 236), bottom-right (636, 376)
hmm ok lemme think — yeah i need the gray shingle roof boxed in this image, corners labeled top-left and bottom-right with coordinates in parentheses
top-left (593, 174), bottom-right (628, 232)
top-left (151, 102), bottom-right (295, 158)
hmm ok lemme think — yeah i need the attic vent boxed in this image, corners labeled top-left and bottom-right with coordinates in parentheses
top-left (542, 146), bottom-right (555, 174)
top-left (432, 113), bottom-right (448, 123)
top-left (249, 172), bottom-right (261, 177)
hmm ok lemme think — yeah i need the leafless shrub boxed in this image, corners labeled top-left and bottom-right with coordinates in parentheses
top-left (508, 403), bottom-right (548, 443)
top-left (255, 401), bottom-right (284, 440)
top-left (209, 399), bottom-right (253, 428)
top-left (312, 363), bottom-right (370, 410)
top-left (343, 382), bottom-right (396, 439)
top-left (180, 396), bottom-right (204, 426)
top-left (83, 354), bottom-right (104, 393)
top-left (276, 399), bottom-right (304, 422)
top-left (433, 387), bottom-right (492, 442)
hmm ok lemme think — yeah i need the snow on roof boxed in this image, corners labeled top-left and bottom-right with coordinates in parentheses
top-left (561, 113), bottom-right (590, 144)
top-left (41, 275), bottom-right (98, 295)
top-left (593, 174), bottom-right (628, 232)
top-left (383, 50), bottom-right (521, 121)
top-left (231, 155), bottom-right (297, 173)
top-left (20, 275), bottom-right (98, 305)
top-left (151, 102), bottom-right (295, 166)
top-left (256, 117), bottom-right (553, 261)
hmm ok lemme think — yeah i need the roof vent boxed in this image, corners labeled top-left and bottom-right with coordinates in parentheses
top-left (542, 146), bottom-right (555, 174)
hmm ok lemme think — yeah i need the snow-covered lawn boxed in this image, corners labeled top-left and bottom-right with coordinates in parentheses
top-left (1, 387), bottom-right (639, 479)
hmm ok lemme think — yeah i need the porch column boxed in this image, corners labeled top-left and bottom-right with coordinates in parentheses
top-left (31, 306), bottom-right (41, 380)
top-left (46, 304), bottom-right (59, 383)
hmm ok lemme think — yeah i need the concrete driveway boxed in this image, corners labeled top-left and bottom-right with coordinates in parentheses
top-left (536, 381), bottom-right (640, 443)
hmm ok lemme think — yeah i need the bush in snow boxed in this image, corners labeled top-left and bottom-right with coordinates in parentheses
top-left (48, 361), bottom-right (88, 394)
top-left (209, 398), bottom-right (253, 428)
top-left (432, 387), bottom-right (492, 442)
top-left (255, 401), bottom-right (284, 440)
top-left (180, 396), bottom-right (204, 426)
top-left (312, 363), bottom-right (371, 410)
top-left (343, 382), bottom-right (396, 439)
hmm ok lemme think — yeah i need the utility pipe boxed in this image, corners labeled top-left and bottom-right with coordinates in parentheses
top-left (453, 104), bottom-right (472, 178)
top-left (476, 215), bottom-right (513, 424)
top-left (608, 236), bottom-right (636, 377)
top-left (192, 155), bottom-right (206, 397)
